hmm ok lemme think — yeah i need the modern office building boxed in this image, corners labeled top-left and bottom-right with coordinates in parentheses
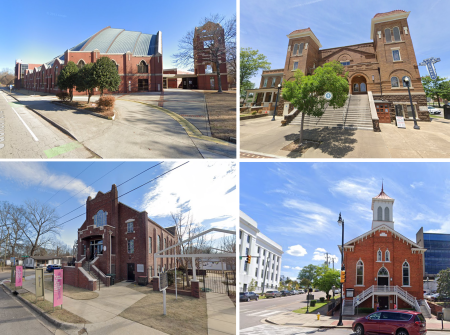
top-left (416, 228), bottom-right (450, 278)
top-left (239, 211), bottom-right (283, 293)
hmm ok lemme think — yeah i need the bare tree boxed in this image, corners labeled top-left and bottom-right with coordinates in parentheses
top-left (0, 68), bottom-right (14, 86)
top-left (172, 14), bottom-right (236, 93)
top-left (21, 200), bottom-right (62, 256)
top-left (219, 235), bottom-right (236, 271)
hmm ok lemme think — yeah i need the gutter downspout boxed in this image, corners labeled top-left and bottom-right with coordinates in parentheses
top-left (377, 67), bottom-right (382, 97)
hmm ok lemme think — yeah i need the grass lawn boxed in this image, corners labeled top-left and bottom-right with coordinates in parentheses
top-left (204, 91), bottom-right (236, 141)
top-left (42, 280), bottom-right (99, 300)
top-left (293, 301), bottom-right (328, 314)
top-left (20, 292), bottom-right (90, 324)
top-left (121, 283), bottom-right (208, 335)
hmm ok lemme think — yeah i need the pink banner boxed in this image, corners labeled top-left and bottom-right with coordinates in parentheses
top-left (15, 266), bottom-right (23, 287)
top-left (53, 269), bottom-right (63, 307)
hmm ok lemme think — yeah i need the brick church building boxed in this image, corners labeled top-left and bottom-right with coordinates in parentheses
top-left (340, 185), bottom-right (426, 315)
top-left (247, 10), bottom-right (429, 128)
top-left (15, 26), bottom-right (163, 95)
top-left (74, 184), bottom-right (177, 286)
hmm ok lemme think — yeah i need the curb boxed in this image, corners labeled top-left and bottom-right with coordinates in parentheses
top-left (1, 283), bottom-right (80, 331)
top-left (52, 101), bottom-right (116, 121)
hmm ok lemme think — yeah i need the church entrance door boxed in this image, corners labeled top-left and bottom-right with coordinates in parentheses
top-left (378, 296), bottom-right (389, 310)
top-left (352, 76), bottom-right (367, 95)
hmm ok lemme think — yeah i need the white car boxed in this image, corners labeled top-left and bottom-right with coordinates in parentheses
top-left (428, 106), bottom-right (441, 115)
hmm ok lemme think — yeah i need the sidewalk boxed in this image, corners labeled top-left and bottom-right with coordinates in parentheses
top-left (7, 276), bottom-right (168, 335)
top-left (266, 311), bottom-right (450, 331)
top-left (206, 293), bottom-right (236, 335)
top-left (241, 116), bottom-right (450, 158)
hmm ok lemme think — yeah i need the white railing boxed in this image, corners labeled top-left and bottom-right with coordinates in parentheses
top-left (353, 285), bottom-right (418, 309)
top-left (424, 299), bottom-right (431, 316)
top-left (414, 299), bottom-right (421, 312)
top-left (354, 285), bottom-right (374, 307)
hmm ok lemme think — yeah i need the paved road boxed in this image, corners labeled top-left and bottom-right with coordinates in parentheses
top-left (0, 284), bottom-right (54, 335)
top-left (240, 324), bottom-right (353, 334)
top-left (240, 292), bottom-right (327, 330)
top-left (0, 89), bottom-right (94, 158)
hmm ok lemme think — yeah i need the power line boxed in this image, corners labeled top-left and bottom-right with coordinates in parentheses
top-left (57, 162), bottom-right (189, 227)
top-left (57, 162), bottom-right (164, 221)
top-left (54, 162), bottom-right (125, 210)
top-left (43, 163), bottom-right (94, 205)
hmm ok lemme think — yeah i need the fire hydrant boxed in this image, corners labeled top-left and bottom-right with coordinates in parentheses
top-left (317, 312), bottom-right (320, 320)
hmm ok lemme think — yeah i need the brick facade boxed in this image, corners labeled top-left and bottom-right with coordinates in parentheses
top-left (250, 10), bottom-right (429, 122)
top-left (76, 184), bottom-right (176, 284)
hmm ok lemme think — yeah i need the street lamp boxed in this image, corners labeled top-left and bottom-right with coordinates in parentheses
top-left (332, 285), bottom-right (336, 316)
top-left (337, 213), bottom-right (344, 327)
top-left (271, 84), bottom-right (282, 121)
top-left (403, 77), bottom-right (420, 130)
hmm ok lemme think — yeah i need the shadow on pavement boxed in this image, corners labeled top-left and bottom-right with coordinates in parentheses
top-left (284, 127), bottom-right (357, 158)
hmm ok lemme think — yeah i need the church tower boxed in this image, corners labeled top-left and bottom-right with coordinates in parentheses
top-left (371, 183), bottom-right (394, 229)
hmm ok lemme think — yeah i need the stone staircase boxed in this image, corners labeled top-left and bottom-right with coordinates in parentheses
top-left (342, 300), bottom-right (355, 316)
top-left (419, 300), bottom-right (432, 318)
top-left (82, 259), bottom-right (100, 288)
top-left (290, 94), bottom-right (373, 130)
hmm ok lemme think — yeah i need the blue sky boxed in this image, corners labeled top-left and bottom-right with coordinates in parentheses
top-left (241, 0), bottom-right (450, 86)
top-left (0, 161), bottom-right (236, 249)
top-left (0, 0), bottom-right (235, 72)
top-left (240, 162), bottom-right (450, 280)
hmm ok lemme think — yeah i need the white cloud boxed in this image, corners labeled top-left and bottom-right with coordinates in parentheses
top-left (286, 244), bottom-right (307, 257)
top-left (142, 161), bottom-right (236, 230)
top-left (291, 0), bottom-right (324, 8)
top-left (410, 182), bottom-right (424, 189)
top-left (283, 265), bottom-right (290, 269)
top-left (294, 266), bottom-right (302, 270)
top-left (0, 162), bottom-right (96, 203)
top-left (330, 178), bottom-right (378, 200)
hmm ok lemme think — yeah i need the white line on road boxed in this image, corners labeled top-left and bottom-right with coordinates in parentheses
top-left (1, 92), bottom-right (39, 142)
top-left (247, 310), bottom-right (282, 317)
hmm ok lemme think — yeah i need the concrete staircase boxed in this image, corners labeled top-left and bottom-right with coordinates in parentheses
top-left (419, 300), bottom-right (432, 318)
top-left (82, 260), bottom-right (100, 286)
top-left (290, 94), bottom-right (373, 130)
top-left (342, 300), bottom-right (355, 316)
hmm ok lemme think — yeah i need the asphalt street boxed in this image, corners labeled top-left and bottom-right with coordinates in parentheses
top-left (0, 284), bottom-right (54, 335)
top-left (0, 89), bottom-right (94, 158)
top-left (240, 291), bottom-right (327, 330)
top-left (240, 324), bottom-right (353, 335)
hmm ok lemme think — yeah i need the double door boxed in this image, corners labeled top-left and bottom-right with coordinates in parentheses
top-left (376, 103), bottom-right (391, 123)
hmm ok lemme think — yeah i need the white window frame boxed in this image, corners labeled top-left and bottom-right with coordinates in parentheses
top-left (377, 248), bottom-right (382, 262)
top-left (127, 239), bottom-right (134, 254)
top-left (127, 221), bottom-right (133, 233)
top-left (384, 207), bottom-right (390, 221)
top-left (391, 76), bottom-right (399, 88)
top-left (393, 26), bottom-right (401, 42)
top-left (402, 261), bottom-right (410, 286)
top-left (356, 260), bottom-right (364, 286)
top-left (149, 237), bottom-right (152, 254)
top-left (392, 48), bottom-right (402, 62)
top-left (293, 43), bottom-right (299, 55)
top-left (385, 249), bottom-right (390, 262)
top-left (263, 78), bottom-right (268, 87)
top-left (293, 62), bottom-right (298, 71)
top-left (271, 77), bottom-right (276, 87)
top-left (299, 42), bottom-right (304, 55)
top-left (377, 206), bottom-right (383, 221)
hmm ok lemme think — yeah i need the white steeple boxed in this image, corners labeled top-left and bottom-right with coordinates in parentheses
top-left (371, 182), bottom-right (395, 229)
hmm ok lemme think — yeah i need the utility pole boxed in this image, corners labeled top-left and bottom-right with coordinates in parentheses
top-left (325, 252), bottom-right (329, 267)
top-left (332, 258), bottom-right (334, 270)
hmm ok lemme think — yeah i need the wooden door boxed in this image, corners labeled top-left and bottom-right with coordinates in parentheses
top-left (127, 263), bottom-right (135, 281)
top-left (378, 296), bottom-right (389, 310)
top-left (376, 104), bottom-right (391, 123)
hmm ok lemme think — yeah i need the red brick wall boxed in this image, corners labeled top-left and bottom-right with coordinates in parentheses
top-left (343, 229), bottom-right (423, 309)
top-left (63, 266), bottom-right (77, 287)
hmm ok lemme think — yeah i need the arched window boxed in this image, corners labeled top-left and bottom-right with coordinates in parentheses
top-left (385, 28), bottom-right (392, 43)
top-left (385, 249), bottom-right (390, 262)
top-left (377, 206), bottom-right (383, 221)
top-left (164, 238), bottom-right (167, 254)
top-left (149, 237), bottom-right (152, 254)
top-left (402, 76), bottom-right (411, 87)
top-left (94, 210), bottom-right (107, 227)
top-left (360, 83), bottom-right (366, 92)
top-left (378, 266), bottom-right (389, 276)
top-left (137, 60), bottom-right (148, 73)
top-left (356, 260), bottom-right (364, 285)
top-left (402, 261), bottom-right (410, 286)
top-left (391, 77), bottom-right (399, 88)
top-left (393, 27), bottom-right (401, 42)
top-left (385, 207), bottom-right (390, 221)
top-left (353, 83), bottom-right (359, 92)
top-left (77, 60), bottom-right (85, 69)
top-left (299, 43), bottom-right (304, 55)
top-left (157, 235), bottom-right (160, 251)
top-left (293, 44), bottom-right (299, 55)
top-left (377, 249), bottom-right (382, 261)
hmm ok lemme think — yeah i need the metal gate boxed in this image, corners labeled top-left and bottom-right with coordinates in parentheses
top-left (225, 271), bottom-right (236, 297)
top-left (200, 270), bottom-right (236, 296)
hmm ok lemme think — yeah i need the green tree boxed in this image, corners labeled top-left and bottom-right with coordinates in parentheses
top-left (312, 265), bottom-right (340, 299)
top-left (421, 76), bottom-right (450, 107)
top-left (298, 264), bottom-right (319, 283)
top-left (92, 57), bottom-right (121, 96)
top-left (241, 80), bottom-right (255, 104)
top-left (437, 268), bottom-right (450, 302)
top-left (248, 278), bottom-right (257, 292)
top-left (75, 63), bottom-right (96, 103)
top-left (240, 48), bottom-right (271, 96)
top-left (57, 61), bottom-right (79, 101)
top-left (300, 278), bottom-right (311, 291)
top-left (282, 61), bottom-right (349, 144)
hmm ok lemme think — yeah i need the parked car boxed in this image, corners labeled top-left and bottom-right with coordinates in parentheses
top-left (265, 290), bottom-right (282, 298)
top-left (289, 290), bottom-right (298, 295)
top-left (334, 289), bottom-right (340, 294)
top-left (352, 310), bottom-right (426, 335)
top-left (428, 106), bottom-right (441, 114)
top-left (46, 264), bottom-right (61, 272)
top-left (429, 293), bottom-right (440, 301)
top-left (298, 289), bottom-right (305, 294)
top-left (280, 290), bottom-right (291, 296)
top-left (314, 288), bottom-right (319, 292)
top-left (240, 292), bottom-right (259, 302)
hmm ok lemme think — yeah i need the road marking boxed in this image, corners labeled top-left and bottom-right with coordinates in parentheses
top-left (1, 92), bottom-right (39, 142)
top-left (44, 141), bottom-right (82, 158)
top-left (247, 310), bottom-right (283, 317)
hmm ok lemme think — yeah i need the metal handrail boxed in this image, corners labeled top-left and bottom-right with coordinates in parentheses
top-left (343, 94), bottom-right (351, 126)
top-left (353, 285), bottom-right (418, 308)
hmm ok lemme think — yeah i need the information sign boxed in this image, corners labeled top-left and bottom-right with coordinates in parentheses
top-left (396, 116), bottom-right (406, 128)
top-left (53, 269), bottom-right (64, 308)
top-left (15, 266), bottom-right (23, 288)
top-left (35, 268), bottom-right (45, 300)
top-left (137, 264), bottom-right (144, 273)
top-left (159, 271), bottom-right (168, 291)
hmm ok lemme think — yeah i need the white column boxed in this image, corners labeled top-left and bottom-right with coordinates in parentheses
top-left (262, 92), bottom-right (267, 105)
